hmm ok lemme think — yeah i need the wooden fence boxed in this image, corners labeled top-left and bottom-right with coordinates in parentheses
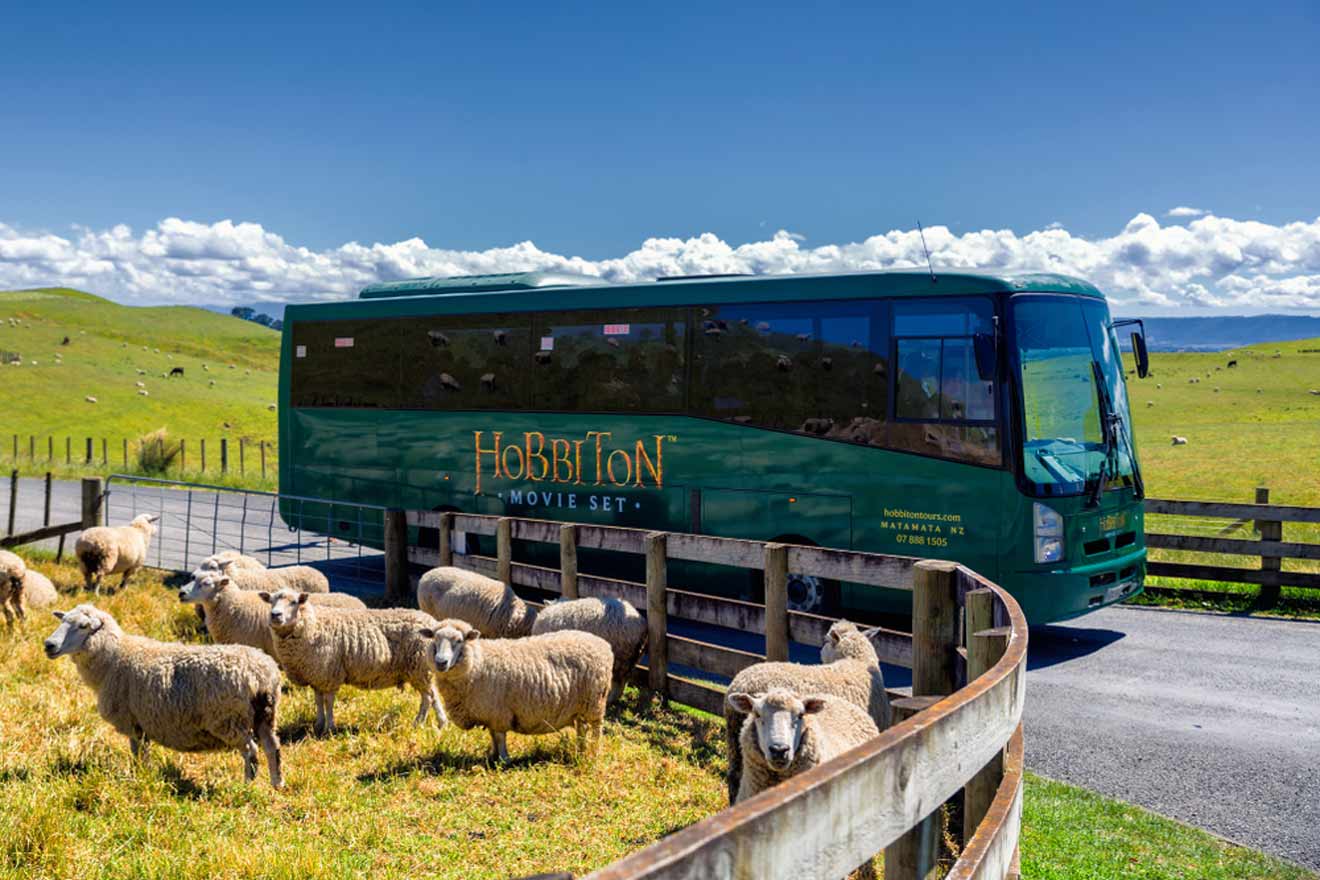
top-left (404, 511), bottom-right (1027, 880)
top-left (5, 433), bottom-right (275, 481)
top-left (1145, 487), bottom-right (1320, 606)
top-left (2, 474), bottom-right (103, 559)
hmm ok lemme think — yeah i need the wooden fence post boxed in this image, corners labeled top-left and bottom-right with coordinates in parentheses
top-left (962, 587), bottom-right (1009, 843)
top-left (85, 437), bottom-right (92, 464)
top-left (5, 470), bottom-right (15, 537)
top-left (260, 441), bottom-right (267, 480)
top-left (560, 524), bottom-right (579, 599)
top-left (645, 531), bottom-right (669, 698)
top-left (48, 436), bottom-right (53, 463)
top-left (42, 472), bottom-right (52, 528)
top-left (496, 517), bottom-right (512, 586)
top-left (435, 512), bottom-right (453, 566)
top-left (1255, 487), bottom-right (1282, 608)
top-left (101, 438), bottom-right (107, 465)
top-left (179, 439), bottom-right (186, 473)
top-left (65, 437), bottom-right (71, 465)
top-left (239, 439), bottom-right (245, 476)
top-left (80, 477), bottom-right (104, 529)
top-left (122, 437), bottom-right (128, 468)
top-left (220, 438), bottom-right (229, 474)
top-left (383, 509), bottom-right (410, 606)
top-left (763, 542), bottom-right (789, 662)
top-left (28, 435), bottom-right (34, 460)
top-left (9, 435), bottom-right (14, 461)
top-left (200, 439), bottom-right (206, 473)
top-left (885, 559), bottom-right (959, 880)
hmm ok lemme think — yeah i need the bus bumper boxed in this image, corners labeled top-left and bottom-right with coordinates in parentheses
top-left (1009, 548), bottom-right (1146, 624)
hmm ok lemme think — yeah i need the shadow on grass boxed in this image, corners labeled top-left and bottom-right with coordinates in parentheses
top-left (356, 739), bottom-right (584, 783)
top-left (607, 688), bottom-right (724, 775)
top-left (277, 718), bottom-right (364, 744)
top-left (157, 762), bottom-right (211, 800)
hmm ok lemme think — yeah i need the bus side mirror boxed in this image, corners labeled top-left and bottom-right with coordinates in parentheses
top-left (973, 333), bottom-right (997, 381)
top-left (1130, 332), bottom-right (1149, 379)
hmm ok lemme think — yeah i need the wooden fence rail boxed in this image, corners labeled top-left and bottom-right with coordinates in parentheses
top-left (405, 510), bottom-right (1027, 880)
top-left (2, 475), bottom-right (103, 560)
top-left (1145, 487), bottom-right (1320, 605)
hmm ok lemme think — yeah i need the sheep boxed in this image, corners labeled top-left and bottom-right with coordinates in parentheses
top-left (75, 514), bottom-right (159, 594)
top-left (221, 559), bottom-right (330, 594)
top-left (776, 354), bottom-right (793, 371)
top-left (493, 329), bottom-right (508, 346)
top-left (135, 381), bottom-right (145, 388)
top-left (1, 550), bottom-right (30, 624)
top-left (530, 596), bottom-right (647, 701)
top-left (136, 368), bottom-right (146, 375)
top-left (44, 604), bottom-right (284, 787)
top-left (85, 396), bottom-right (97, 403)
top-left (3, 566), bottom-right (59, 624)
top-left (534, 350), bottom-right (552, 366)
top-left (726, 688), bottom-right (878, 804)
top-left (1171, 436), bottom-right (1189, 446)
top-left (439, 373), bottom-right (461, 392)
top-left (1227, 360), bottom-right (1238, 368)
top-left (260, 590), bottom-right (441, 735)
top-left (179, 570), bottom-right (365, 656)
top-left (199, 550), bottom-right (265, 574)
top-left (1156, 383), bottom-right (1162, 389)
top-left (170, 367), bottom-right (184, 378)
top-left (1146, 401), bottom-right (1154, 407)
top-left (724, 619), bottom-right (891, 802)
top-left (480, 373), bottom-right (496, 392)
top-left (267, 403), bottom-right (277, 411)
top-left (417, 566), bottom-right (535, 638)
top-left (1311, 390), bottom-right (1320, 396)
top-left (420, 618), bottom-right (612, 762)
top-left (138, 390), bottom-right (149, 397)
top-left (427, 330), bottom-right (450, 348)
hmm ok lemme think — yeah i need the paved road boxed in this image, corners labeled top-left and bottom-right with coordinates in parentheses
top-left (7, 477), bottom-right (1318, 869)
top-left (1025, 606), bottom-right (1320, 871)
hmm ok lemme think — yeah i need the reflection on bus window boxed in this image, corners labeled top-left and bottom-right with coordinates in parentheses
top-left (290, 320), bottom-right (401, 408)
top-left (398, 316), bottom-right (530, 410)
top-left (532, 309), bottom-right (685, 413)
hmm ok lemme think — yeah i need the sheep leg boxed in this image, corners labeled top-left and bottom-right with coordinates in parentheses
top-left (1, 603), bottom-right (13, 627)
top-left (255, 691), bottom-right (283, 790)
top-left (312, 692), bottom-right (326, 736)
top-left (118, 569), bottom-right (133, 592)
top-left (429, 682), bottom-right (446, 728)
top-left (488, 730), bottom-right (509, 763)
top-left (128, 733), bottom-right (149, 764)
top-left (241, 737), bottom-right (260, 782)
top-left (323, 690), bottom-right (337, 735)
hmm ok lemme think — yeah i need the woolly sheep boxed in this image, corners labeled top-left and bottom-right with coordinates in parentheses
top-left (0, 549), bottom-right (25, 589)
top-left (724, 620), bottom-right (890, 802)
top-left (530, 596), bottom-right (647, 701)
top-left (726, 688), bottom-right (878, 804)
top-left (261, 590), bottom-right (441, 735)
top-left (138, 390), bottom-right (149, 396)
top-left (75, 514), bottom-right (159, 594)
top-left (44, 604), bottom-right (284, 787)
top-left (85, 396), bottom-right (97, 403)
top-left (2, 566), bottom-right (59, 624)
top-left (199, 550), bottom-right (265, 574)
top-left (420, 618), bottom-right (612, 761)
top-left (221, 559), bottom-right (330, 594)
top-left (179, 570), bottom-right (365, 656)
top-left (417, 566), bottom-right (535, 638)
top-left (1171, 436), bottom-right (1189, 446)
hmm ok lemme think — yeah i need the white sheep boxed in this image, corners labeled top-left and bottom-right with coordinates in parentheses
top-left (726, 688), bottom-right (878, 804)
top-left (530, 596), bottom-right (647, 701)
top-left (85, 396), bottom-right (97, 404)
top-left (2, 566), bottom-right (59, 624)
top-left (138, 390), bottom-right (149, 397)
top-left (198, 550), bottom-right (265, 574)
top-left (724, 620), bottom-right (891, 802)
top-left (43, 604), bottom-right (284, 787)
top-left (75, 514), bottom-right (159, 594)
top-left (417, 566), bottom-right (536, 638)
top-left (1171, 436), bottom-right (1189, 446)
top-left (260, 590), bottom-right (441, 735)
top-left (179, 570), bottom-right (365, 656)
top-left (0, 549), bottom-right (25, 590)
top-left (221, 559), bottom-right (330, 594)
top-left (420, 617), bottom-right (612, 762)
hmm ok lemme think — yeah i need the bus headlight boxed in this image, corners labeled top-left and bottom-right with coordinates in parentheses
top-left (1033, 502), bottom-right (1064, 564)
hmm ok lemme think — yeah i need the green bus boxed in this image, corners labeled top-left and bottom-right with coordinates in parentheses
top-left (279, 269), bottom-right (1148, 623)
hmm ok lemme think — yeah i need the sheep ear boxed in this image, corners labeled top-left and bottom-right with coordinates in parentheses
top-left (828, 628), bottom-right (841, 643)
top-left (52, 610), bottom-right (65, 621)
top-left (802, 696), bottom-right (828, 715)
top-left (862, 627), bottom-right (880, 640)
top-left (217, 576), bottom-right (230, 587)
top-left (257, 591), bottom-right (272, 604)
top-left (463, 628), bottom-right (481, 641)
top-left (218, 559), bottom-right (234, 570)
top-left (147, 515), bottom-right (161, 523)
top-left (297, 593), bottom-right (310, 605)
top-left (726, 692), bottom-right (755, 714)
top-left (418, 627), bottom-right (435, 640)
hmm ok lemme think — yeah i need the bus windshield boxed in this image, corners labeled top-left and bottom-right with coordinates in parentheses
top-left (1012, 295), bottom-right (1139, 498)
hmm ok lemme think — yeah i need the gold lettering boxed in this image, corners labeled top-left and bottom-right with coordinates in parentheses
top-left (473, 431), bottom-right (504, 494)
top-left (634, 436), bottom-right (665, 488)
top-left (606, 448), bottom-right (633, 486)
top-left (572, 440), bottom-right (585, 485)
top-left (552, 439), bottom-right (573, 483)
top-left (525, 432), bottom-right (549, 482)
top-left (502, 444), bottom-right (526, 480)
top-left (586, 431), bottom-right (611, 486)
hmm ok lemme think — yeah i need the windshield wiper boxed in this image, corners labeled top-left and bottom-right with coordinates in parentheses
top-left (1088, 361), bottom-right (1114, 509)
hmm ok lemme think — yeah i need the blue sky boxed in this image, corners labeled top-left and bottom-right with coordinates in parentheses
top-left (0, 1), bottom-right (1317, 312)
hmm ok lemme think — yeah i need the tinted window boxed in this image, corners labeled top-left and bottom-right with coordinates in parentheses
top-left (532, 309), bottom-right (685, 412)
top-left (290, 320), bottom-right (401, 408)
top-left (398, 316), bottom-right (530, 410)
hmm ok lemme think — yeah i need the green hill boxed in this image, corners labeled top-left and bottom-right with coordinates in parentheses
top-left (0, 288), bottom-right (279, 480)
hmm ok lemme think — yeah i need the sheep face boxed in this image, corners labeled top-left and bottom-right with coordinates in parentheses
top-left (44, 605), bottom-right (108, 659)
top-left (130, 514), bottom-right (160, 537)
top-left (820, 620), bottom-right (879, 663)
top-left (420, 619), bottom-right (480, 673)
top-left (259, 588), bottom-right (309, 631)
top-left (178, 571), bottom-right (230, 604)
top-left (727, 689), bottom-right (826, 772)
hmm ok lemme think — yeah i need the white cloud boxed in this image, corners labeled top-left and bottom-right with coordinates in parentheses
top-left (2, 212), bottom-right (1319, 312)
top-left (1166, 206), bottom-right (1208, 218)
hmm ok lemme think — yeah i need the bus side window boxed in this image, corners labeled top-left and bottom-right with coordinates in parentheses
top-left (290, 319), bottom-right (402, 409)
top-left (890, 299), bottom-right (1001, 466)
top-left (532, 309), bottom-right (685, 413)
top-left (398, 316), bottom-right (530, 410)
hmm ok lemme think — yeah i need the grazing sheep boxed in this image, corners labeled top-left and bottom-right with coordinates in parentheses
top-left (439, 373), bottom-right (461, 392)
top-left (1, 552), bottom-right (57, 624)
top-left (261, 590), bottom-right (441, 735)
top-left (75, 514), bottom-right (159, 594)
top-left (199, 550), bottom-right (265, 574)
top-left (267, 403), bottom-right (276, 411)
top-left (1146, 401), bottom-right (1154, 407)
top-left (170, 367), bottom-right (184, 378)
top-left (1171, 436), bottom-right (1189, 446)
top-left (1156, 383), bottom-right (1162, 389)
top-left (135, 381), bottom-right (145, 388)
top-left (427, 330), bottom-right (450, 348)
top-left (724, 620), bottom-right (891, 802)
top-left (85, 396), bottom-right (97, 403)
top-left (534, 350), bottom-right (552, 366)
top-left (1214, 387), bottom-right (1220, 393)
top-left (493, 329), bottom-right (508, 346)
top-left (138, 390), bottom-right (149, 397)
top-left (179, 571), bottom-right (365, 656)
top-left (1311, 390), bottom-right (1320, 396)
top-left (44, 605), bottom-right (284, 787)
top-left (221, 559), bottom-right (330, 594)
top-left (480, 373), bottom-right (496, 392)
top-left (776, 355), bottom-right (792, 371)
top-left (417, 566), bottom-right (536, 638)
top-left (530, 596), bottom-right (647, 701)
top-left (420, 618), bottom-right (612, 761)
top-left (1227, 360), bottom-right (1238, 368)
top-left (136, 368), bottom-right (146, 375)
top-left (726, 688), bottom-right (878, 804)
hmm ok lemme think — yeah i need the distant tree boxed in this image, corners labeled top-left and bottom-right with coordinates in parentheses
top-left (231, 306), bottom-right (256, 321)
top-left (253, 313), bottom-right (274, 327)
top-left (270, 320), bottom-right (284, 331)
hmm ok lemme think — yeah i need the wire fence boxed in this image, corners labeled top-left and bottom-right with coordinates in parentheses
top-left (103, 475), bottom-right (388, 597)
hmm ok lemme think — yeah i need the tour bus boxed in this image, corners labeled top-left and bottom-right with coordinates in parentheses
top-left (279, 269), bottom-right (1148, 624)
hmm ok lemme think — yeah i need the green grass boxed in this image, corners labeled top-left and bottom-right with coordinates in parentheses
top-left (2, 560), bottom-right (1314, 879)
top-left (0, 288), bottom-right (279, 487)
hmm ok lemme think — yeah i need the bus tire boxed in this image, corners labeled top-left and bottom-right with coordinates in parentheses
top-left (750, 536), bottom-right (842, 617)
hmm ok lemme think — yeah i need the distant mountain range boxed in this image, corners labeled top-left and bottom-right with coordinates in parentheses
top-left (1115, 315), bottom-right (1320, 352)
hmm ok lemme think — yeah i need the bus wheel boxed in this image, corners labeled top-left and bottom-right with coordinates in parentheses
top-left (786, 572), bottom-right (840, 616)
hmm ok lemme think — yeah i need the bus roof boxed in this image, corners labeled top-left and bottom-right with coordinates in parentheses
top-left (291, 270), bottom-right (1104, 321)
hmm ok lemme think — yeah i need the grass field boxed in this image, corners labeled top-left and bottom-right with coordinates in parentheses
top-left (2, 559), bottom-right (1314, 879)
